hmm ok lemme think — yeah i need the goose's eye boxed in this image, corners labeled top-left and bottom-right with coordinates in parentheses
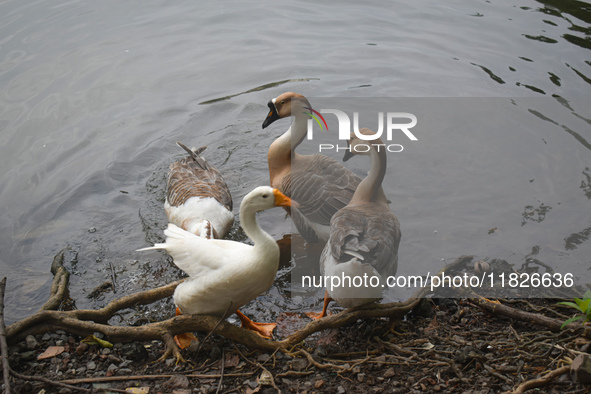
top-left (280, 100), bottom-right (285, 105)
top-left (262, 194), bottom-right (268, 198)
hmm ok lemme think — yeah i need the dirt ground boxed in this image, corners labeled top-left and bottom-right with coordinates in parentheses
top-left (6, 296), bottom-right (591, 394)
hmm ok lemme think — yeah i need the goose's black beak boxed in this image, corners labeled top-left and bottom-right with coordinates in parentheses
top-left (343, 141), bottom-right (354, 162)
top-left (262, 100), bottom-right (280, 129)
top-left (343, 150), bottom-right (354, 162)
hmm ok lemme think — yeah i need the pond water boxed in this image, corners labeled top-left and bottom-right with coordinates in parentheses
top-left (0, 0), bottom-right (589, 325)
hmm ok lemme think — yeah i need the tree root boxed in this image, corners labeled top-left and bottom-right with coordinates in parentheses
top-left (39, 248), bottom-right (72, 311)
top-left (6, 248), bottom-right (432, 363)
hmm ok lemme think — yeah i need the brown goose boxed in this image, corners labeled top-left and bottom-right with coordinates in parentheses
top-left (262, 92), bottom-right (361, 243)
top-left (312, 128), bottom-right (401, 318)
top-left (164, 142), bottom-right (233, 239)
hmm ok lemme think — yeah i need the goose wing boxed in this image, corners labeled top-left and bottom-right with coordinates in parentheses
top-left (285, 154), bottom-right (360, 241)
top-left (139, 224), bottom-right (250, 278)
top-left (325, 205), bottom-right (401, 277)
top-left (166, 143), bottom-right (233, 211)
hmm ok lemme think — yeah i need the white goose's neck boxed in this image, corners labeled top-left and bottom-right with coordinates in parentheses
top-left (351, 146), bottom-right (388, 204)
top-left (239, 205), bottom-right (278, 254)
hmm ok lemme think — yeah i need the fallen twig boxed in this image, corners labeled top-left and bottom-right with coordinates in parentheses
top-left (216, 348), bottom-right (225, 394)
top-left (59, 372), bottom-right (254, 385)
top-left (509, 365), bottom-right (571, 394)
top-left (289, 348), bottom-right (347, 371)
top-left (10, 367), bottom-right (133, 393)
top-left (476, 296), bottom-right (587, 334)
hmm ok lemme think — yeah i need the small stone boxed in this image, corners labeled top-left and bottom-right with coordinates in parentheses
top-left (246, 380), bottom-right (258, 389)
top-left (337, 386), bottom-right (346, 394)
top-left (55, 340), bottom-right (64, 346)
top-left (165, 374), bottom-right (190, 390)
top-left (119, 368), bottom-right (133, 374)
top-left (107, 364), bottom-right (118, 373)
top-left (257, 353), bottom-right (271, 363)
top-left (25, 335), bottom-right (38, 350)
top-left (93, 332), bottom-right (105, 339)
top-left (101, 348), bottom-right (111, 355)
top-left (76, 367), bottom-right (86, 375)
top-left (120, 343), bottom-right (148, 361)
top-left (209, 345), bottom-right (222, 360)
top-left (55, 330), bottom-right (66, 336)
top-left (76, 343), bottom-right (89, 355)
top-left (571, 354), bottom-right (591, 383)
top-left (313, 345), bottom-right (328, 358)
top-left (42, 333), bottom-right (52, 341)
top-left (357, 373), bottom-right (366, 382)
top-left (289, 358), bottom-right (309, 371)
top-left (107, 354), bottom-right (122, 364)
top-left (119, 360), bottom-right (133, 368)
top-left (20, 351), bottom-right (37, 361)
top-left (165, 358), bottom-right (175, 367)
top-left (314, 380), bottom-right (325, 389)
top-left (87, 361), bottom-right (96, 370)
top-left (384, 367), bottom-right (396, 378)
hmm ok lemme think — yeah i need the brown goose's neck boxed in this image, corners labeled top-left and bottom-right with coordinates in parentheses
top-left (267, 111), bottom-right (309, 183)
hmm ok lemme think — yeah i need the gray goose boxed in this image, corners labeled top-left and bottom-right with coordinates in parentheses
top-left (262, 92), bottom-right (361, 243)
top-left (312, 128), bottom-right (401, 318)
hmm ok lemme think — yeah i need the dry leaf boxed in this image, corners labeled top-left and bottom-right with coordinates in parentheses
top-left (125, 387), bottom-right (150, 393)
top-left (245, 387), bottom-right (260, 394)
top-left (424, 316), bottom-right (439, 334)
top-left (81, 335), bottom-right (113, 348)
top-left (419, 342), bottom-right (435, 350)
top-left (224, 353), bottom-right (240, 368)
top-left (258, 370), bottom-right (273, 386)
top-left (37, 346), bottom-right (65, 360)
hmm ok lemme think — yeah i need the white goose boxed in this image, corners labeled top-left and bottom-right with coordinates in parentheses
top-left (165, 142), bottom-right (234, 239)
top-left (139, 186), bottom-right (295, 347)
top-left (262, 92), bottom-right (361, 243)
top-left (312, 128), bottom-right (401, 318)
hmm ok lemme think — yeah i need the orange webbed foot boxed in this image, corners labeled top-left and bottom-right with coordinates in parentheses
top-left (174, 332), bottom-right (199, 350)
top-left (235, 310), bottom-right (276, 339)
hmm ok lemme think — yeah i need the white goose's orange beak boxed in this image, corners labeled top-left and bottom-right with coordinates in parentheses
top-left (273, 189), bottom-right (299, 208)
